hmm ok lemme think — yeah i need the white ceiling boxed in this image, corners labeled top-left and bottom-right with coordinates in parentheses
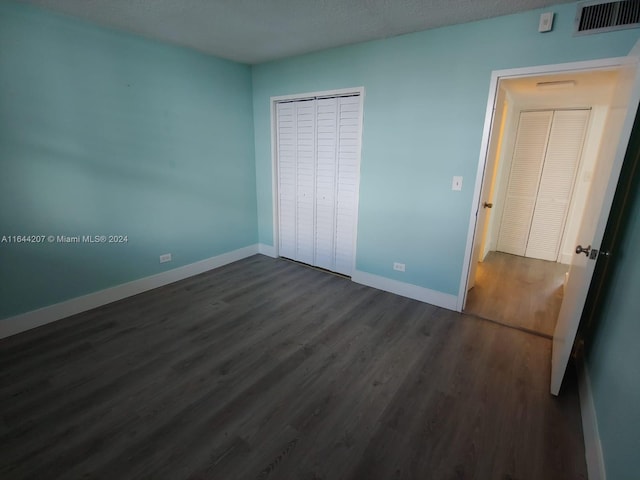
top-left (17, 0), bottom-right (575, 64)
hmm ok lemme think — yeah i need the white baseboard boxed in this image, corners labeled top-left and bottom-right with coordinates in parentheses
top-left (351, 270), bottom-right (458, 311)
top-left (258, 243), bottom-right (277, 258)
top-left (577, 357), bottom-right (607, 480)
top-left (0, 244), bottom-right (260, 339)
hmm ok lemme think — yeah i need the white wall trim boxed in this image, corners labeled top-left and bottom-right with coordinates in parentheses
top-left (269, 96), bottom-right (280, 259)
top-left (271, 86), bottom-right (366, 103)
top-left (258, 243), bottom-right (277, 257)
top-left (458, 55), bottom-right (639, 312)
top-left (0, 244), bottom-right (260, 339)
top-left (352, 270), bottom-right (458, 311)
top-left (577, 356), bottom-right (607, 480)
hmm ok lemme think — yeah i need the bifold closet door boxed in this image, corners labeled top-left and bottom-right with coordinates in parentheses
top-left (294, 101), bottom-right (316, 266)
top-left (333, 96), bottom-right (361, 275)
top-left (497, 109), bottom-right (590, 261)
top-left (276, 101), bottom-right (298, 262)
top-left (497, 111), bottom-right (553, 256)
top-left (314, 98), bottom-right (338, 271)
top-left (315, 96), bottom-right (361, 275)
top-left (276, 95), bottom-right (361, 276)
top-left (525, 110), bottom-right (590, 261)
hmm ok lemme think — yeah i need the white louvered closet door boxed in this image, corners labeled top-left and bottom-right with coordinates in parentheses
top-left (295, 100), bottom-right (317, 265)
top-left (314, 98), bottom-right (338, 271)
top-left (276, 94), bottom-right (361, 276)
top-left (497, 109), bottom-right (590, 261)
top-left (333, 96), bottom-right (361, 275)
top-left (525, 110), bottom-right (590, 261)
top-left (497, 111), bottom-right (553, 256)
top-left (276, 102), bottom-right (297, 260)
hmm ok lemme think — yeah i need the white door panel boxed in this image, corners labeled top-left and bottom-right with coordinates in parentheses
top-left (551, 61), bottom-right (640, 395)
top-left (497, 111), bottom-right (553, 255)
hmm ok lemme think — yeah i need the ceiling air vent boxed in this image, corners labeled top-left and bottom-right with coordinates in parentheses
top-left (575, 0), bottom-right (640, 35)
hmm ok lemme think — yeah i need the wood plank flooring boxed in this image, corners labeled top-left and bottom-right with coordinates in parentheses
top-left (465, 251), bottom-right (569, 337)
top-left (0, 255), bottom-right (586, 479)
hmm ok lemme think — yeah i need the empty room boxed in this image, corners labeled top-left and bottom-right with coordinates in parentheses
top-left (1, 1), bottom-right (639, 479)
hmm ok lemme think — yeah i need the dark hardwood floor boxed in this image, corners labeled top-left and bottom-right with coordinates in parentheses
top-left (0, 255), bottom-right (586, 479)
top-left (464, 251), bottom-right (570, 337)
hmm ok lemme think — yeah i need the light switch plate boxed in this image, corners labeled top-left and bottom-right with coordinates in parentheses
top-left (539, 12), bottom-right (554, 32)
top-left (452, 176), bottom-right (463, 191)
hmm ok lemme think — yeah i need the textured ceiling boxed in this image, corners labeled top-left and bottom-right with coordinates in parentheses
top-left (17, 0), bottom-right (575, 64)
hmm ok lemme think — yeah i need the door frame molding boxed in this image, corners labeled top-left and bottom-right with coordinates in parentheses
top-left (457, 55), bottom-right (640, 311)
top-left (269, 86), bottom-right (365, 274)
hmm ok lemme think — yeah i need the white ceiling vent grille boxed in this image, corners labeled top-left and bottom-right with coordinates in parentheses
top-left (575, 0), bottom-right (640, 34)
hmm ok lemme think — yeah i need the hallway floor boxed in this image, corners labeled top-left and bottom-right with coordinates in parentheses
top-left (465, 251), bottom-right (570, 337)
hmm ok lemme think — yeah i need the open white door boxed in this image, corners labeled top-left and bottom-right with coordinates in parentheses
top-left (550, 58), bottom-right (640, 395)
top-left (467, 149), bottom-right (497, 291)
top-left (466, 89), bottom-right (507, 292)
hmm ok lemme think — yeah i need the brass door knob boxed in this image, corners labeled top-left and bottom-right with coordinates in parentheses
top-left (575, 245), bottom-right (591, 256)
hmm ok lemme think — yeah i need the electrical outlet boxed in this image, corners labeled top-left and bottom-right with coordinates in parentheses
top-left (159, 253), bottom-right (172, 263)
top-left (393, 262), bottom-right (405, 272)
top-left (452, 176), bottom-right (463, 191)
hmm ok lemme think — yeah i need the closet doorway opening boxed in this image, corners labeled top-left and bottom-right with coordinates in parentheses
top-left (270, 88), bottom-right (364, 277)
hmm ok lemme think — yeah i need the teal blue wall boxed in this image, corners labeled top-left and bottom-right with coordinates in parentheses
top-left (0, 3), bottom-right (257, 319)
top-left (1, 1), bottom-right (639, 475)
top-left (588, 180), bottom-right (640, 479)
top-left (252, 3), bottom-right (639, 295)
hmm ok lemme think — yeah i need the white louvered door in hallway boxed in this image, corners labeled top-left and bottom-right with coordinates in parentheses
top-left (497, 109), bottom-right (590, 262)
top-left (276, 93), bottom-right (362, 276)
